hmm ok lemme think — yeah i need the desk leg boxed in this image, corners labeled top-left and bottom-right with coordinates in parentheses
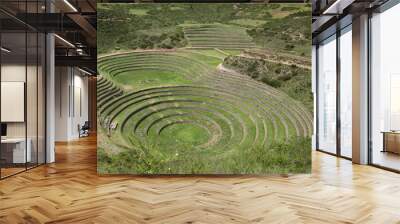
top-left (382, 133), bottom-right (386, 153)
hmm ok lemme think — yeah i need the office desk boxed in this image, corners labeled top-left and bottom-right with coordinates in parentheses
top-left (382, 131), bottom-right (400, 154)
top-left (1, 138), bottom-right (31, 163)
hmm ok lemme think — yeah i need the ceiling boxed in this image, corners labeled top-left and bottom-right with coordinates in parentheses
top-left (312, 0), bottom-right (391, 42)
top-left (0, 0), bottom-right (97, 74)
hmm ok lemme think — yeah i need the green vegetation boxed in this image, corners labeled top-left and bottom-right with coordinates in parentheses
top-left (183, 24), bottom-right (256, 49)
top-left (97, 3), bottom-right (312, 174)
top-left (247, 10), bottom-right (311, 56)
top-left (129, 8), bottom-right (148, 16)
top-left (98, 136), bottom-right (311, 174)
top-left (113, 70), bottom-right (190, 90)
top-left (231, 19), bottom-right (266, 27)
top-left (160, 123), bottom-right (211, 146)
top-left (98, 3), bottom-right (311, 55)
top-left (223, 56), bottom-right (313, 111)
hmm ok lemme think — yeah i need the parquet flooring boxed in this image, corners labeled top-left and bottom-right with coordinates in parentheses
top-left (0, 167), bottom-right (26, 178)
top-left (0, 135), bottom-right (399, 223)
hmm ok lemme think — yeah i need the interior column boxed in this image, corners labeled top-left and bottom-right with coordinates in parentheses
top-left (352, 14), bottom-right (369, 164)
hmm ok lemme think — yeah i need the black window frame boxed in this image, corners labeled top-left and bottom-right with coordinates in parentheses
top-left (314, 16), bottom-right (353, 160)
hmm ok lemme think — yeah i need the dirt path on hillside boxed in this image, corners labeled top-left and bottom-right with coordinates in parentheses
top-left (217, 63), bottom-right (245, 77)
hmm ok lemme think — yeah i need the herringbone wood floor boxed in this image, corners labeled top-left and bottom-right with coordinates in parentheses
top-left (0, 135), bottom-right (399, 224)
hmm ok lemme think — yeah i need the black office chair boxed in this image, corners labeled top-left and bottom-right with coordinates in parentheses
top-left (79, 121), bottom-right (90, 138)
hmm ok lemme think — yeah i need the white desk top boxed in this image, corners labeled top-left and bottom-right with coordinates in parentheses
top-left (1, 138), bottom-right (28, 143)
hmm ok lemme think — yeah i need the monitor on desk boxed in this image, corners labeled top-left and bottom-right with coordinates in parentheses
top-left (1, 123), bottom-right (7, 138)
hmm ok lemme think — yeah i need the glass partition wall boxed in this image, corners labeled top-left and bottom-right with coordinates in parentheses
top-left (315, 0), bottom-right (400, 172)
top-left (370, 3), bottom-right (400, 171)
top-left (317, 35), bottom-right (337, 154)
top-left (0, 3), bottom-right (46, 179)
top-left (339, 26), bottom-right (352, 159)
top-left (316, 25), bottom-right (352, 159)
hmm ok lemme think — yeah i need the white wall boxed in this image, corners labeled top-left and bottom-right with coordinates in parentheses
top-left (1, 64), bottom-right (26, 139)
top-left (1, 62), bottom-right (47, 164)
top-left (1, 64), bottom-right (25, 81)
top-left (73, 73), bottom-right (89, 137)
top-left (1, 82), bottom-right (25, 122)
top-left (55, 67), bottom-right (89, 141)
top-left (1, 64), bottom-right (38, 138)
top-left (55, 66), bottom-right (69, 141)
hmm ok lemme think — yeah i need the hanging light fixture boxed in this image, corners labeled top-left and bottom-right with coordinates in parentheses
top-left (78, 67), bottom-right (93, 76)
top-left (1, 47), bottom-right (11, 53)
top-left (63, 0), bottom-right (78, 12)
top-left (54, 34), bottom-right (76, 48)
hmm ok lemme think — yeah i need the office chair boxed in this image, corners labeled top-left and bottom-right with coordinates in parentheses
top-left (79, 121), bottom-right (90, 138)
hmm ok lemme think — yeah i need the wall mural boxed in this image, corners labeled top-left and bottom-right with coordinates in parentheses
top-left (97, 3), bottom-right (313, 174)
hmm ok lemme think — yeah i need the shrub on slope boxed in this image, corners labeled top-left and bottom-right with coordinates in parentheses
top-left (247, 10), bottom-right (311, 57)
top-left (223, 55), bottom-right (312, 112)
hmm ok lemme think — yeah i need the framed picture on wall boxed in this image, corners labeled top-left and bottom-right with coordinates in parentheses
top-left (1, 81), bottom-right (25, 123)
top-left (97, 2), bottom-right (313, 175)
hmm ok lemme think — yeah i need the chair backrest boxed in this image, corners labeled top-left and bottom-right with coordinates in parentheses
top-left (82, 121), bottom-right (90, 129)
